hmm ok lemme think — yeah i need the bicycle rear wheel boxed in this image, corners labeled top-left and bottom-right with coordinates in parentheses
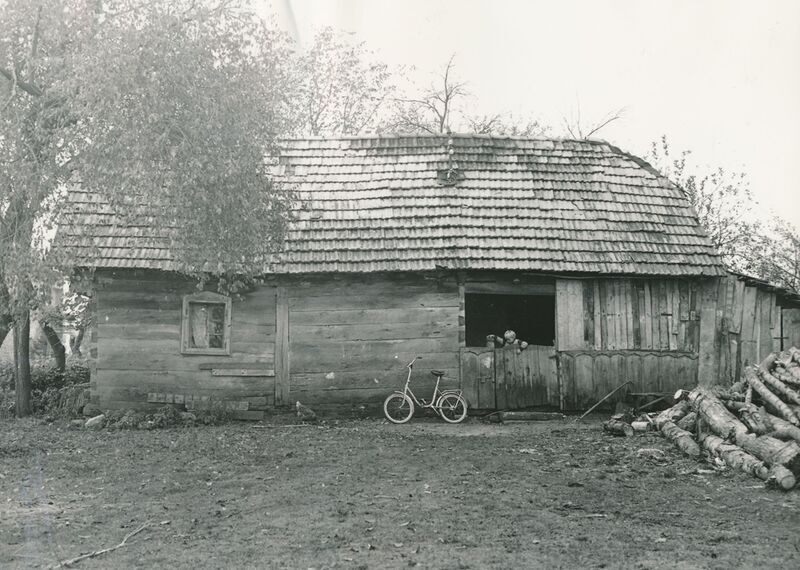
top-left (437, 393), bottom-right (468, 423)
top-left (384, 393), bottom-right (414, 424)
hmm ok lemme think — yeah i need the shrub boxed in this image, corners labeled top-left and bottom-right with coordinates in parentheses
top-left (31, 358), bottom-right (89, 392)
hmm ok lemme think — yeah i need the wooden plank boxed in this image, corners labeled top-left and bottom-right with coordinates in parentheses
top-left (592, 280), bottom-right (602, 351)
top-left (783, 308), bottom-right (800, 350)
top-left (291, 368), bottom-right (459, 391)
top-left (95, 370), bottom-right (273, 395)
top-left (641, 282), bottom-right (652, 350)
top-left (606, 280), bottom-right (618, 350)
top-left (729, 279), bottom-right (746, 333)
top-left (669, 281), bottom-right (680, 351)
top-left (598, 280), bottom-right (609, 350)
top-left (464, 281), bottom-right (555, 295)
top-left (98, 347), bottom-right (276, 372)
top-left (290, 306), bottom-right (456, 326)
top-left (768, 293), bottom-right (781, 354)
top-left (657, 281), bottom-right (670, 351)
top-left (647, 281), bottom-right (659, 350)
top-left (555, 280), bottom-right (570, 351)
top-left (758, 290), bottom-right (773, 363)
top-left (275, 286), bottom-right (289, 407)
top-left (458, 282), bottom-right (466, 346)
top-left (740, 286), bottom-right (759, 367)
top-left (613, 281), bottom-right (624, 350)
top-left (697, 278), bottom-right (721, 386)
top-left (583, 281), bottom-right (595, 349)
top-left (631, 281), bottom-right (641, 350)
top-left (574, 352), bottom-right (594, 411)
top-left (291, 321), bottom-right (457, 342)
top-left (624, 280), bottom-right (634, 350)
top-left (211, 369), bottom-right (274, 377)
top-left (715, 278), bottom-right (731, 385)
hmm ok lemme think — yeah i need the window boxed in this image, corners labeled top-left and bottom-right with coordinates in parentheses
top-left (465, 294), bottom-right (555, 347)
top-left (181, 292), bottom-right (232, 355)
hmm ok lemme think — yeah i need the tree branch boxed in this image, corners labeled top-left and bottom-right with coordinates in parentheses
top-left (0, 67), bottom-right (43, 97)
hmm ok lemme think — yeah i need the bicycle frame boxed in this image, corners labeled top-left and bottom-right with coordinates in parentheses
top-left (395, 357), bottom-right (461, 409)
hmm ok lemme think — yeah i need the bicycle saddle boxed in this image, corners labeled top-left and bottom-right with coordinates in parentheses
top-left (430, 370), bottom-right (445, 377)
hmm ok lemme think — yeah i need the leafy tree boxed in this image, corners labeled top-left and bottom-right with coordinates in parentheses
top-left (1, 0), bottom-right (296, 416)
top-left (290, 27), bottom-right (397, 136)
top-left (647, 136), bottom-right (799, 292)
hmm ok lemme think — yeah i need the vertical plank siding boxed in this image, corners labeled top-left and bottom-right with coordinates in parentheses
top-left (556, 278), bottom-right (702, 352)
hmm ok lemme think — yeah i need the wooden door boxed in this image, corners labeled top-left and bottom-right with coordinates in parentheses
top-left (495, 345), bottom-right (559, 409)
top-left (460, 347), bottom-right (496, 410)
top-left (460, 345), bottom-right (559, 410)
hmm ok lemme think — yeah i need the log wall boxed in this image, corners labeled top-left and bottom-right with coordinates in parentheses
top-left (93, 270), bottom-right (276, 416)
top-left (286, 273), bottom-right (461, 410)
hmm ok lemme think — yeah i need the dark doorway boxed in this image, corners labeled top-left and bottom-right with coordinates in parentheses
top-left (465, 294), bottom-right (555, 347)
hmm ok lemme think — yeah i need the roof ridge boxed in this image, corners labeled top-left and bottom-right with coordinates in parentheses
top-left (278, 133), bottom-right (614, 145)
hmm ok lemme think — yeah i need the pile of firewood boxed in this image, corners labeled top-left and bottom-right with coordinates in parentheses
top-left (656, 347), bottom-right (800, 491)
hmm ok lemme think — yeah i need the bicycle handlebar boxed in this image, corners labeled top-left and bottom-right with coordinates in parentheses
top-left (406, 356), bottom-right (422, 368)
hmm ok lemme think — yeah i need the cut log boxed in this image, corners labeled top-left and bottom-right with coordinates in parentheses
top-left (733, 432), bottom-right (800, 476)
top-left (789, 346), bottom-right (800, 364)
top-left (772, 366), bottom-right (800, 388)
top-left (744, 367), bottom-right (800, 426)
top-left (660, 421), bottom-right (701, 457)
top-left (700, 434), bottom-right (796, 490)
top-left (759, 352), bottom-right (778, 372)
top-left (729, 379), bottom-right (747, 394)
top-left (653, 400), bottom-right (691, 430)
top-left (744, 385), bottom-right (753, 407)
top-left (686, 386), bottom-right (749, 440)
top-left (737, 404), bottom-right (768, 435)
top-left (499, 411), bottom-right (565, 422)
top-left (603, 420), bottom-right (634, 437)
top-left (761, 408), bottom-right (800, 443)
top-left (757, 368), bottom-right (800, 405)
top-left (706, 386), bottom-right (746, 402)
top-left (675, 411), bottom-right (697, 433)
top-left (776, 351), bottom-right (794, 368)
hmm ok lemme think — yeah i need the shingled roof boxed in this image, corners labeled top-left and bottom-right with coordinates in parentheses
top-left (58, 135), bottom-right (725, 276)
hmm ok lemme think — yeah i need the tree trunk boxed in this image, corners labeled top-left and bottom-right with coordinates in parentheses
top-left (40, 321), bottom-right (66, 373)
top-left (660, 420), bottom-right (701, 457)
top-left (654, 400), bottom-right (691, 430)
top-left (761, 409), bottom-right (800, 443)
top-left (70, 326), bottom-right (85, 357)
top-left (0, 314), bottom-right (11, 350)
top-left (14, 311), bottom-right (32, 417)
top-left (675, 411), bottom-right (697, 432)
top-left (700, 433), bottom-right (796, 490)
top-left (757, 368), bottom-right (800, 405)
top-left (773, 366), bottom-right (800, 388)
top-left (685, 386), bottom-right (749, 439)
top-left (744, 367), bottom-right (799, 425)
top-left (733, 432), bottom-right (800, 477)
top-left (737, 403), bottom-right (769, 435)
top-left (602, 420), bottom-right (634, 437)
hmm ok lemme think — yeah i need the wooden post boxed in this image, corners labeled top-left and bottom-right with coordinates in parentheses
top-left (697, 277), bottom-right (721, 386)
top-left (274, 286), bottom-right (290, 407)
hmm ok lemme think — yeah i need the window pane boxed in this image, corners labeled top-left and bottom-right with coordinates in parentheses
top-left (189, 304), bottom-right (209, 348)
top-left (188, 302), bottom-right (227, 349)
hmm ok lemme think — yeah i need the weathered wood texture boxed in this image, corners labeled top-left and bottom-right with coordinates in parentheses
top-left (706, 275), bottom-right (799, 385)
top-left (286, 273), bottom-right (460, 407)
top-left (494, 344), bottom-right (558, 410)
top-left (556, 278), bottom-right (702, 353)
top-left (558, 350), bottom-right (698, 411)
top-left (94, 270), bottom-right (276, 412)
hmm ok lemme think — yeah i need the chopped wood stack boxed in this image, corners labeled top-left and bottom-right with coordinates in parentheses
top-left (658, 348), bottom-right (800, 491)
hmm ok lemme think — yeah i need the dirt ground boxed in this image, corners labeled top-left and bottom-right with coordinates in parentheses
top-left (1, 414), bottom-right (799, 570)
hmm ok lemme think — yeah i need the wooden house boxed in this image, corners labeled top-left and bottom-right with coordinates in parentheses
top-left (57, 135), bottom-right (800, 417)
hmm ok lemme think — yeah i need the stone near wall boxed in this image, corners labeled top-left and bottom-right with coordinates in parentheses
top-left (84, 414), bottom-right (106, 429)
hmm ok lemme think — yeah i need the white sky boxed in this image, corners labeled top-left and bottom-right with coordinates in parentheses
top-left (261, 0), bottom-right (800, 228)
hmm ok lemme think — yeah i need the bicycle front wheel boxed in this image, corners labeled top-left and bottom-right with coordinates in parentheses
top-left (384, 393), bottom-right (414, 424)
top-left (437, 393), bottom-right (468, 423)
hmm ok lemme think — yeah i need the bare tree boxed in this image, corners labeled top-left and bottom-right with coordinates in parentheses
top-left (563, 105), bottom-right (626, 139)
top-left (391, 55), bottom-right (468, 134)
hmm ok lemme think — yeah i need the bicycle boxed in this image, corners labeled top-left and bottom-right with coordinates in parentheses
top-left (383, 356), bottom-right (468, 424)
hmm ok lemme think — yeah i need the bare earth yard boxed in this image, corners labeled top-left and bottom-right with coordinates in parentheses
top-left (1, 415), bottom-right (799, 569)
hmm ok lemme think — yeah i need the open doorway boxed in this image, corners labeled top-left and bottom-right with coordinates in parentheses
top-left (465, 294), bottom-right (555, 347)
